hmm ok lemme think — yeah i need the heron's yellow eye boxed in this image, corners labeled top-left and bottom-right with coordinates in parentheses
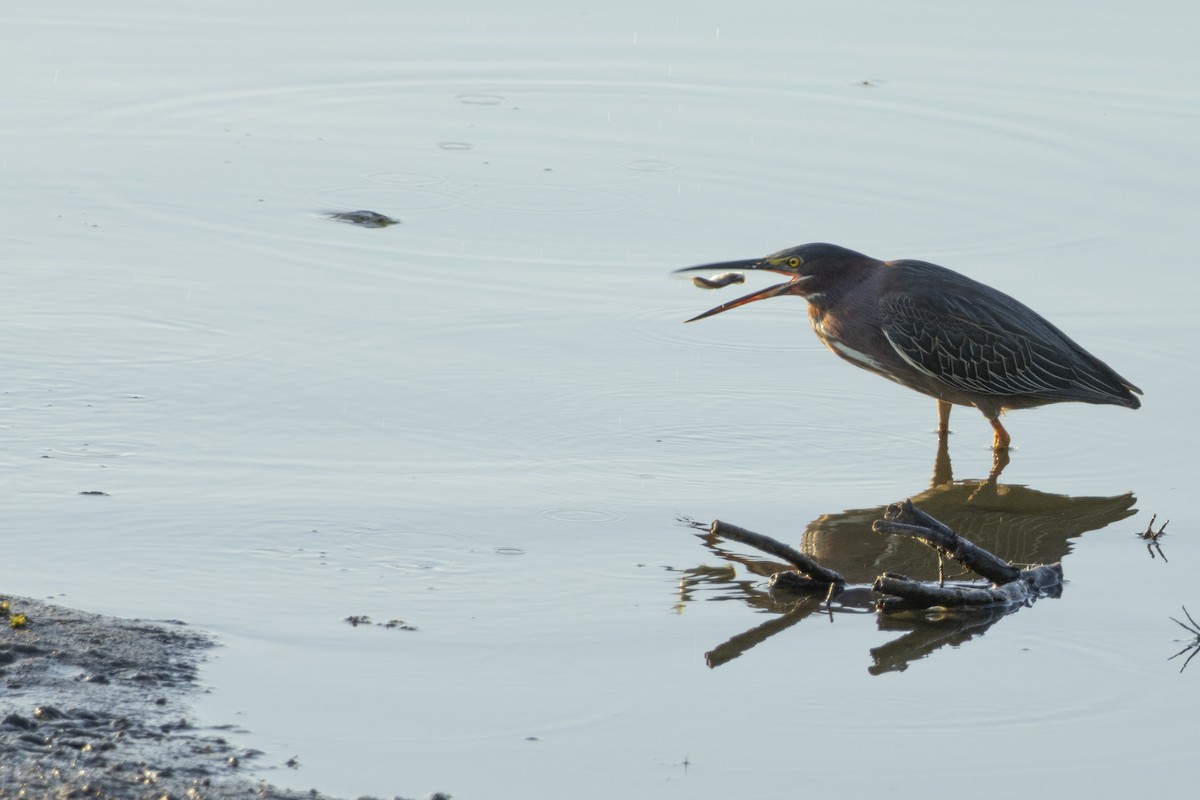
top-left (787, 257), bottom-right (802, 268)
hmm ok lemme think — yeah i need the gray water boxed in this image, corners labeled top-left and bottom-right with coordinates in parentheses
top-left (4, 2), bottom-right (1198, 797)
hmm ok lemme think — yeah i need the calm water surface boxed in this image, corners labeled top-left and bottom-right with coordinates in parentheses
top-left (3, 2), bottom-right (1199, 797)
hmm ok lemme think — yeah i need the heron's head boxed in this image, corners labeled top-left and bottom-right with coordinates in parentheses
top-left (674, 242), bottom-right (874, 322)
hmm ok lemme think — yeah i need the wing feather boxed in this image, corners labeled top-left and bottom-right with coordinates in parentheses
top-left (878, 262), bottom-right (1139, 405)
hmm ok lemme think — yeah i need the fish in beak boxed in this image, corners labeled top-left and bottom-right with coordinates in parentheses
top-left (674, 257), bottom-right (809, 322)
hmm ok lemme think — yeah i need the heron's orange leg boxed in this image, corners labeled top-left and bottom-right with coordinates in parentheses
top-left (990, 418), bottom-right (1011, 450)
top-left (936, 400), bottom-right (952, 436)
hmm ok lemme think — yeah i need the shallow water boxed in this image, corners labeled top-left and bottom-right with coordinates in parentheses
top-left (4, 2), bottom-right (1199, 797)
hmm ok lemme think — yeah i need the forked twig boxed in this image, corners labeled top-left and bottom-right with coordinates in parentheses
top-left (1136, 513), bottom-right (1169, 561)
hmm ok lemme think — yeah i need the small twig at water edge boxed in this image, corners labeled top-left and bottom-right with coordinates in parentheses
top-left (1168, 605), bottom-right (1200, 673)
top-left (823, 580), bottom-right (838, 621)
top-left (1136, 513), bottom-right (1169, 561)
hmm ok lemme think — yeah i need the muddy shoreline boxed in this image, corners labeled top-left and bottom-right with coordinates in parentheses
top-left (0, 595), bottom-right (424, 800)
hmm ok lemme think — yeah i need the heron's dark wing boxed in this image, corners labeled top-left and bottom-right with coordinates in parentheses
top-left (877, 262), bottom-right (1139, 404)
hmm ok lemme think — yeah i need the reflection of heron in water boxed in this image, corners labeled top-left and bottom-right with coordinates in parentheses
top-left (795, 438), bottom-right (1136, 584)
top-left (678, 444), bottom-right (1137, 672)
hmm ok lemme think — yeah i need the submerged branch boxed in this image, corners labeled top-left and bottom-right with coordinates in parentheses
top-left (870, 500), bottom-right (1064, 612)
top-left (693, 500), bottom-right (1065, 620)
top-left (872, 500), bottom-right (1021, 585)
top-left (707, 520), bottom-right (845, 586)
top-left (873, 565), bottom-right (1062, 613)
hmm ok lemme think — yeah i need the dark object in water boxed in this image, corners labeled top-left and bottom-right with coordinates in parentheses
top-left (327, 210), bottom-right (400, 228)
top-left (691, 272), bottom-right (745, 290)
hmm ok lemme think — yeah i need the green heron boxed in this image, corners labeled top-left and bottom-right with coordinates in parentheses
top-left (676, 243), bottom-right (1141, 449)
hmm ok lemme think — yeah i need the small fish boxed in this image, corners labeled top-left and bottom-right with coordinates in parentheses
top-left (691, 272), bottom-right (745, 289)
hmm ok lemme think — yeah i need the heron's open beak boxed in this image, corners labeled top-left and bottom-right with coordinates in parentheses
top-left (673, 259), bottom-right (806, 322)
